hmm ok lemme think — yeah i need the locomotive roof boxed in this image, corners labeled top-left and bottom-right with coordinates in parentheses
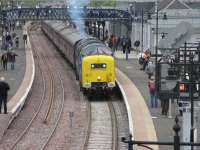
top-left (45, 21), bottom-right (112, 56)
top-left (77, 39), bottom-right (112, 56)
top-left (46, 21), bottom-right (92, 46)
top-left (81, 43), bottom-right (113, 56)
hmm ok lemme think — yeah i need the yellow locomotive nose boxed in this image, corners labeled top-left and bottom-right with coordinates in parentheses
top-left (97, 76), bottom-right (101, 81)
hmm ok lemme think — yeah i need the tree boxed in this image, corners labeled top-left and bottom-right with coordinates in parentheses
top-left (89, 0), bottom-right (116, 7)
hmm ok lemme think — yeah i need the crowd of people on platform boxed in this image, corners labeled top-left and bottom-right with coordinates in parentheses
top-left (101, 31), bottom-right (170, 116)
top-left (1, 51), bottom-right (18, 71)
top-left (0, 22), bottom-right (27, 114)
top-left (0, 54), bottom-right (13, 114)
top-left (138, 49), bottom-right (170, 116)
top-left (0, 22), bottom-right (27, 71)
top-left (105, 34), bottom-right (132, 55)
top-left (86, 9), bottom-right (130, 20)
top-left (1, 33), bottom-right (19, 71)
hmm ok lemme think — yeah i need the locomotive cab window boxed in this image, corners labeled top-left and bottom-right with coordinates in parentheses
top-left (81, 44), bottom-right (112, 56)
top-left (91, 63), bottom-right (107, 69)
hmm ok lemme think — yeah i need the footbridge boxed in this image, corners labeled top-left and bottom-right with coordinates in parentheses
top-left (0, 7), bottom-right (132, 23)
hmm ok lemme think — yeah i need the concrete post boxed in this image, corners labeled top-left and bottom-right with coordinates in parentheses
top-left (168, 98), bottom-right (172, 118)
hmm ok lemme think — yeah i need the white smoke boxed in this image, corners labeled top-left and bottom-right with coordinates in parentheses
top-left (67, 0), bottom-right (90, 32)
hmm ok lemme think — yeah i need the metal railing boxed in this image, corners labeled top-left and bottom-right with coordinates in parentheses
top-left (122, 116), bottom-right (200, 150)
top-left (0, 7), bottom-right (132, 22)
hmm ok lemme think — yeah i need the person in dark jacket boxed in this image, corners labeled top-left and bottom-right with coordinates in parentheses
top-left (7, 51), bottom-right (18, 70)
top-left (23, 34), bottom-right (27, 44)
top-left (5, 34), bottom-right (12, 44)
top-left (159, 92), bottom-right (169, 116)
top-left (1, 53), bottom-right (8, 70)
top-left (0, 77), bottom-right (10, 114)
top-left (15, 37), bottom-right (19, 48)
top-left (126, 37), bottom-right (131, 53)
top-left (161, 96), bottom-right (169, 116)
top-left (122, 37), bottom-right (126, 53)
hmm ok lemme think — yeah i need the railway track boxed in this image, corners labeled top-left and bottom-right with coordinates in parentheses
top-left (6, 27), bottom-right (65, 150)
top-left (112, 97), bottom-right (129, 150)
top-left (42, 52), bottom-right (56, 124)
top-left (7, 36), bottom-right (47, 150)
top-left (82, 94), bottom-right (129, 150)
top-left (27, 26), bottom-right (87, 150)
top-left (28, 29), bottom-right (65, 150)
top-left (84, 100), bottom-right (116, 150)
top-left (0, 24), bottom-right (129, 150)
top-left (0, 26), bottom-right (70, 150)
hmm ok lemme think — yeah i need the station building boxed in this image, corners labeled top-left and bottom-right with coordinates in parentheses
top-left (107, 0), bottom-right (200, 53)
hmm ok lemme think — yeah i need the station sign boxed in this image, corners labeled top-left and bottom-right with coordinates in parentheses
top-left (178, 82), bottom-right (200, 100)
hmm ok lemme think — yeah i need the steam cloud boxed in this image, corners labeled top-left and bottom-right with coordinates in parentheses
top-left (67, 0), bottom-right (90, 32)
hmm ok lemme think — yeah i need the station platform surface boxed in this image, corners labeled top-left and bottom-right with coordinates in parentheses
top-left (114, 50), bottom-right (138, 59)
top-left (0, 29), bottom-right (26, 102)
top-left (0, 27), bottom-right (28, 140)
top-left (115, 50), bottom-right (200, 149)
top-left (115, 52), bottom-right (177, 149)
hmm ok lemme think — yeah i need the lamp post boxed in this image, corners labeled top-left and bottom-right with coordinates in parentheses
top-left (153, 0), bottom-right (168, 104)
top-left (0, 1), bottom-right (2, 46)
top-left (155, 0), bottom-right (159, 95)
top-left (102, 21), bottom-right (105, 41)
top-left (0, 1), bottom-right (4, 48)
top-left (11, 0), bottom-right (14, 9)
top-left (141, 8), bottom-right (144, 53)
top-left (189, 61), bottom-right (194, 150)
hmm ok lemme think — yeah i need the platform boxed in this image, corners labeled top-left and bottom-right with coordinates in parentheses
top-left (115, 52), bottom-right (183, 150)
top-left (116, 68), bottom-right (158, 150)
top-left (0, 23), bottom-right (34, 140)
top-left (0, 29), bottom-right (26, 101)
top-left (114, 50), bottom-right (138, 59)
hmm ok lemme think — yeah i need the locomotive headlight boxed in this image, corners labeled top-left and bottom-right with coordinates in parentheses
top-left (83, 82), bottom-right (91, 88)
top-left (108, 82), bottom-right (115, 88)
top-left (102, 64), bottom-right (106, 68)
top-left (97, 76), bottom-right (101, 81)
top-left (91, 64), bottom-right (95, 68)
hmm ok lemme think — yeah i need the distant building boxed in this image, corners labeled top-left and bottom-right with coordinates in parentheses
top-left (129, 0), bottom-right (200, 52)
top-left (149, 0), bottom-right (200, 50)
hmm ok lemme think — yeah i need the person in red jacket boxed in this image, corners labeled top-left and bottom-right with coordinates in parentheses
top-left (148, 76), bottom-right (157, 108)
